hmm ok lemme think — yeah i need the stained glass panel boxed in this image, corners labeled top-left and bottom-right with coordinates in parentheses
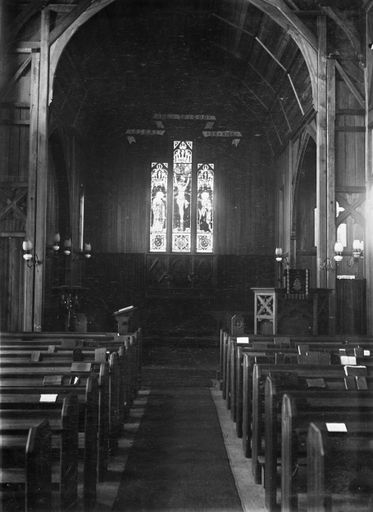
top-left (172, 141), bottom-right (192, 252)
top-left (150, 162), bottom-right (168, 252)
top-left (196, 163), bottom-right (214, 253)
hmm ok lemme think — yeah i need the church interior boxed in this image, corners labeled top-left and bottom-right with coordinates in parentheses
top-left (1, 0), bottom-right (373, 511)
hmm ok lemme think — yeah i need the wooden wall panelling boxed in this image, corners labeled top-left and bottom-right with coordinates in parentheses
top-left (0, 236), bottom-right (24, 331)
top-left (336, 278), bottom-right (366, 335)
top-left (85, 137), bottom-right (274, 256)
top-left (335, 79), bottom-right (365, 188)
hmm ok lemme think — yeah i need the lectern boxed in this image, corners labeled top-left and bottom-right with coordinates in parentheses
top-left (113, 305), bottom-right (137, 334)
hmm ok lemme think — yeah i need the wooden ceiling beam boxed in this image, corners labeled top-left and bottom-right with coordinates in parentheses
top-left (233, 0), bottom-right (251, 55)
top-left (249, 0), bottom-right (317, 50)
top-left (321, 5), bottom-right (362, 60)
top-left (49, 0), bottom-right (98, 46)
top-left (212, 14), bottom-right (255, 38)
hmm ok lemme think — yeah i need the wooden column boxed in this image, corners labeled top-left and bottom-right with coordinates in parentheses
top-left (23, 50), bottom-right (40, 331)
top-left (316, 16), bottom-right (328, 289)
top-left (326, 58), bottom-right (336, 335)
top-left (316, 17), bottom-right (337, 334)
top-left (23, 9), bottom-right (50, 331)
top-left (365, 10), bottom-right (373, 334)
top-left (0, 0), bottom-right (6, 91)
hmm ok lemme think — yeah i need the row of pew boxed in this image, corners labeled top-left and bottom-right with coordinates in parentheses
top-left (219, 330), bottom-right (373, 512)
top-left (0, 329), bottom-right (142, 512)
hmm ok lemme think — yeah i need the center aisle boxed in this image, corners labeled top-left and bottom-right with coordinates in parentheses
top-left (112, 341), bottom-right (243, 511)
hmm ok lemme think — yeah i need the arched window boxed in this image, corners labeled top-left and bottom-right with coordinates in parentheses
top-left (150, 140), bottom-right (214, 253)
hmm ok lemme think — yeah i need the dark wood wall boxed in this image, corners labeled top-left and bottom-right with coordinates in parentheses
top-left (85, 135), bottom-right (274, 255)
top-left (0, 104), bottom-right (29, 330)
top-left (78, 134), bottom-right (276, 333)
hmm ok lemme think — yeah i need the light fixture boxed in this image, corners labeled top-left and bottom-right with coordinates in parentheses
top-left (352, 239), bottom-right (364, 259)
top-left (320, 257), bottom-right (336, 271)
top-left (52, 233), bottom-right (60, 252)
top-left (83, 242), bottom-right (92, 259)
top-left (275, 247), bottom-right (289, 265)
top-left (60, 238), bottom-right (92, 259)
top-left (334, 241), bottom-right (343, 262)
top-left (63, 238), bottom-right (72, 256)
top-left (22, 240), bottom-right (41, 267)
top-left (275, 247), bottom-right (283, 262)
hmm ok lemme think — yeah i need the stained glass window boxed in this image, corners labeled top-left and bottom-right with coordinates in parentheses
top-left (196, 163), bottom-right (214, 253)
top-left (149, 141), bottom-right (214, 253)
top-left (150, 162), bottom-right (168, 252)
top-left (172, 141), bottom-right (192, 252)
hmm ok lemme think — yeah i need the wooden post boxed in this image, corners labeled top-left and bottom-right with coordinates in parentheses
top-left (0, 1), bottom-right (7, 91)
top-left (316, 16), bottom-right (328, 289)
top-left (24, 9), bottom-right (50, 331)
top-left (326, 58), bottom-right (336, 335)
top-left (33, 8), bottom-right (50, 331)
top-left (365, 10), bottom-right (373, 334)
top-left (23, 50), bottom-right (40, 331)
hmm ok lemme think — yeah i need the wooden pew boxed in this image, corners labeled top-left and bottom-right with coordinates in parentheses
top-left (0, 394), bottom-right (79, 511)
top-left (0, 340), bottom-right (136, 428)
top-left (250, 363), bottom-right (373, 483)
top-left (282, 391), bottom-right (373, 512)
top-left (0, 363), bottom-right (110, 482)
top-left (228, 338), bottom-right (372, 440)
top-left (0, 355), bottom-right (122, 451)
top-left (0, 377), bottom-right (98, 508)
top-left (0, 328), bottom-right (143, 413)
top-left (307, 421), bottom-right (373, 512)
top-left (0, 419), bottom-right (52, 512)
top-left (264, 372), bottom-right (373, 512)
top-left (233, 343), bottom-right (297, 437)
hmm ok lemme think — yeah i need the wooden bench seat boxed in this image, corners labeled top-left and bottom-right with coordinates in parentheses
top-left (248, 362), bottom-right (373, 477)
top-left (273, 390), bottom-right (373, 512)
top-left (264, 374), bottom-right (373, 512)
top-left (307, 421), bottom-right (373, 512)
top-left (0, 379), bottom-right (98, 508)
top-left (0, 419), bottom-right (52, 512)
top-left (0, 355), bottom-right (123, 457)
top-left (0, 394), bottom-right (79, 512)
top-left (225, 337), bottom-right (373, 439)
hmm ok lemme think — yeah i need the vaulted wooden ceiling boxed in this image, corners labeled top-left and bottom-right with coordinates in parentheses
top-left (4, 0), bottom-right (366, 153)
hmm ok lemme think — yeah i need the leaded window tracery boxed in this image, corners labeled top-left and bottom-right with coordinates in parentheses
top-left (150, 162), bottom-right (168, 252)
top-left (150, 141), bottom-right (214, 253)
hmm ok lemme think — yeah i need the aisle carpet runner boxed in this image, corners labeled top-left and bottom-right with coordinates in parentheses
top-left (112, 361), bottom-right (243, 511)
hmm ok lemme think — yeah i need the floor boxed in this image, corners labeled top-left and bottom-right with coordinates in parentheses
top-left (94, 340), bottom-right (266, 512)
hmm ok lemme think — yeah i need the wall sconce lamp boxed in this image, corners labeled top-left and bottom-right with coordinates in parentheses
top-left (352, 239), bottom-right (364, 259)
top-left (275, 247), bottom-right (289, 266)
top-left (334, 241), bottom-right (343, 262)
top-left (319, 257), bottom-right (336, 271)
top-left (320, 240), bottom-right (364, 270)
top-left (22, 240), bottom-right (41, 267)
top-left (319, 241), bottom-right (343, 270)
top-left (83, 243), bottom-right (92, 259)
top-left (63, 238), bottom-right (72, 256)
top-left (346, 239), bottom-right (364, 267)
top-left (54, 236), bottom-right (92, 259)
top-left (52, 233), bottom-right (61, 252)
